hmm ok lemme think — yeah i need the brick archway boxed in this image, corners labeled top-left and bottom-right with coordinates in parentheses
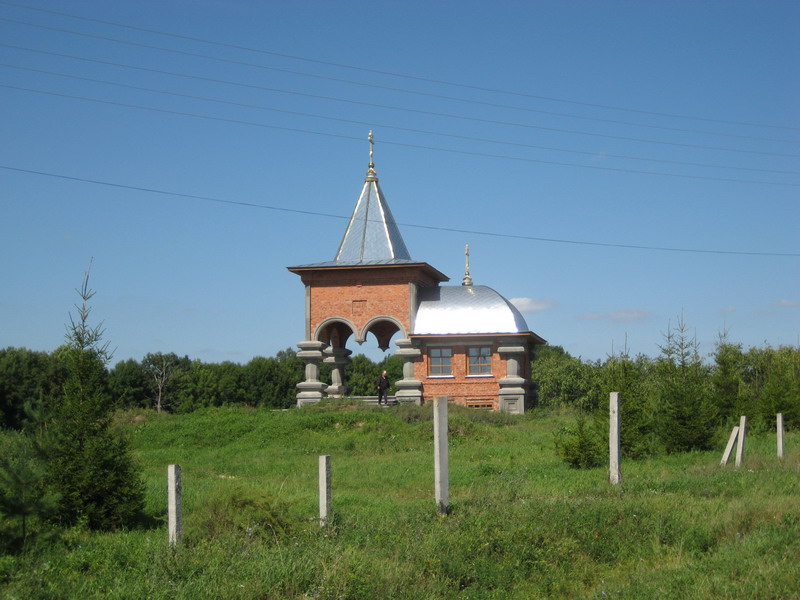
top-left (360, 316), bottom-right (406, 350)
top-left (314, 317), bottom-right (357, 349)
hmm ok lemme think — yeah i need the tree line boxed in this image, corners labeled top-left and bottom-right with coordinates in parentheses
top-left (1, 347), bottom-right (405, 429)
top-left (536, 318), bottom-right (799, 466)
top-left (1, 313), bottom-right (797, 465)
top-left (2, 323), bottom-right (797, 435)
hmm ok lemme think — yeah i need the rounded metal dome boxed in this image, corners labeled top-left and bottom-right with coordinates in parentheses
top-left (413, 285), bottom-right (530, 335)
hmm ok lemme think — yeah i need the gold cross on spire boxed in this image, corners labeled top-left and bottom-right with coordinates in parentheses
top-left (462, 244), bottom-right (473, 286)
top-left (368, 130), bottom-right (375, 170)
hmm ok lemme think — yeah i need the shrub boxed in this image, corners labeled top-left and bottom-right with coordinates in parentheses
top-left (0, 431), bottom-right (59, 552)
top-left (553, 414), bottom-right (604, 468)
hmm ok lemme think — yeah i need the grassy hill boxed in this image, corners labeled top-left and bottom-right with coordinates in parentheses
top-left (2, 402), bottom-right (799, 599)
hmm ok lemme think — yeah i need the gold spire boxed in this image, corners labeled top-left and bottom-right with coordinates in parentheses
top-left (366, 130), bottom-right (377, 181)
top-left (462, 244), bottom-right (473, 286)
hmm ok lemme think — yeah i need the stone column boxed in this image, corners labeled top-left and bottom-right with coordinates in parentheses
top-left (324, 346), bottom-right (352, 397)
top-left (735, 415), bottom-right (747, 468)
top-left (433, 396), bottom-right (449, 515)
top-left (319, 455), bottom-right (331, 527)
top-left (609, 392), bottom-right (621, 485)
top-left (394, 338), bottom-right (423, 405)
top-left (777, 413), bottom-right (784, 459)
top-left (296, 340), bottom-right (328, 407)
top-left (167, 464), bottom-right (182, 547)
top-left (498, 342), bottom-right (528, 414)
top-left (720, 426), bottom-right (740, 466)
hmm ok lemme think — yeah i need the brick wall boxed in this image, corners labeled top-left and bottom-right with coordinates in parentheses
top-left (293, 265), bottom-right (443, 340)
top-left (413, 340), bottom-right (506, 408)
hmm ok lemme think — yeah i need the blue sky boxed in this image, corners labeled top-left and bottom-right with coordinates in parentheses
top-left (1, 0), bottom-right (798, 366)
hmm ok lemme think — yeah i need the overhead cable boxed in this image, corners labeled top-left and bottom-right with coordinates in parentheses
top-left (3, 62), bottom-right (796, 177)
top-left (2, 164), bottom-right (798, 257)
top-left (3, 83), bottom-right (799, 187)
top-left (1, 1), bottom-right (797, 133)
top-left (3, 43), bottom-right (799, 159)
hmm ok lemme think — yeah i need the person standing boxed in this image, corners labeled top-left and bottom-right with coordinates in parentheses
top-left (376, 370), bottom-right (390, 406)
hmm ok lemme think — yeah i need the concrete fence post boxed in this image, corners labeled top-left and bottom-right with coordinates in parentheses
top-left (777, 413), bottom-right (784, 459)
top-left (167, 464), bottom-right (182, 547)
top-left (720, 426), bottom-right (740, 466)
top-left (609, 392), bottom-right (621, 485)
top-left (319, 455), bottom-right (331, 527)
top-left (433, 396), bottom-right (449, 515)
top-left (735, 416), bottom-right (747, 468)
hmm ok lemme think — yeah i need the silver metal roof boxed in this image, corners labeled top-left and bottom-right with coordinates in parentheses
top-left (333, 173), bottom-right (412, 265)
top-left (413, 285), bottom-right (531, 335)
top-left (291, 258), bottom-right (420, 269)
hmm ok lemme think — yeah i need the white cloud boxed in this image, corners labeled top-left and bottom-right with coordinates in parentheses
top-left (509, 297), bottom-right (555, 313)
top-left (721, 306), bottom-right (736, 314)
top-left (776, 299), bottom-right (800, 307)
top-left (608, 309), bottom-right (650, 323)
top-left (577, 309), bottom-right (650, 323)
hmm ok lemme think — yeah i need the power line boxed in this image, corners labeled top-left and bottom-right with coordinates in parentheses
top-left (1, 22), bottom-right (798, 145)
top-left (4, 43), bottom-right (799, 160)
top-left (2, 0), bottom-right (798, 133)
top-left (4, 82), bottom-right (799, 187)
top-left (2, 164), bottom-right (798, 257)
top-left (4, 62), bottom-right (797, 177)
top-left (3, 18), bottom-right (799, 147)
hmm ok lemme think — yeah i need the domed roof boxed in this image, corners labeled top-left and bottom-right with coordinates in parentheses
top-left (413, 285), bottom-right (530, 335)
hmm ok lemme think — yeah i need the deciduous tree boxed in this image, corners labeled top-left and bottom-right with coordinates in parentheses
top-left (142, 352), bottom-right (182, 412)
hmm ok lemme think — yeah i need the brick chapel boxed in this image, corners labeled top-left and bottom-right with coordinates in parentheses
top-left (287, 134), bottom-right (546, 413)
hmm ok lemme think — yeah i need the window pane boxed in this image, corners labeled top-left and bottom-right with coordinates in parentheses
top-left (468, 347), bottom-right (491, 374)
top-left (429, 348), bottom-right (452, 375)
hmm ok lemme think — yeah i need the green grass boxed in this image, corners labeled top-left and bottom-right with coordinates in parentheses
top-left (2, 403), bottom-right (799, 599)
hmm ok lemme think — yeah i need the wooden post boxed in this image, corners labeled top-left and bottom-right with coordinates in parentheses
top-left (609, 392), bottom-right (621, 485)
top-left (167, 464), bottom-right (182, 547)
top-left (720, 426), bottom-right (740, 466)
top-left (777, 413), bottom-right (784, 459)
top-left (433, 396), bottom-right (449, 515)
top-left (735, 416), bottom-right (747, 468)
top-left (319, 455), bottom-right (331, 527)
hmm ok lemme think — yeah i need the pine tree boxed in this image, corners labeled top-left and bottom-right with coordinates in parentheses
top-left (46, 265), bottom-right (144, 529)
top-left (603, 349), bottom-right (659, 458)
top-left (0, 430), bottom-right (59, 551)
top-left (711, 332), bottom-right (747, 425)
top-left (758, 346), bottom-right (800, 430)
top-left (656, 316), bottom-right (717, 453)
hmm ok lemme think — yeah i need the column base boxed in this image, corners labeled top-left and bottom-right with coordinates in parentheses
top-left (395, 386), bottom-right (423, 405)
top-left (498, 376), bottom-right (528, 414)
top-left (297, 380), bottom-right (327, 407)
top-left (296, 340), bottom-right (328, 407)
top-left (324, 384), bottom-right (350, 398)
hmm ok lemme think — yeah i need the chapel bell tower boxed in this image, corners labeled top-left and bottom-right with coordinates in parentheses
top-left (287, 132), bottom-right (448, 406)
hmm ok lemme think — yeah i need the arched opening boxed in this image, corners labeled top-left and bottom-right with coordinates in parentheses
top-left (316, 318), bottom-right (355, 349)
top-left (345, 319), bottom-right (405, 399)
top-left (313, 318), bottom-right (356, 398)
top-left (300, 315), bottom-right (420, 405)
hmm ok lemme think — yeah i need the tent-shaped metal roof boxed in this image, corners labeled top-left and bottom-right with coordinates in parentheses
top-left (332, 164), bottom-right (412, 265)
